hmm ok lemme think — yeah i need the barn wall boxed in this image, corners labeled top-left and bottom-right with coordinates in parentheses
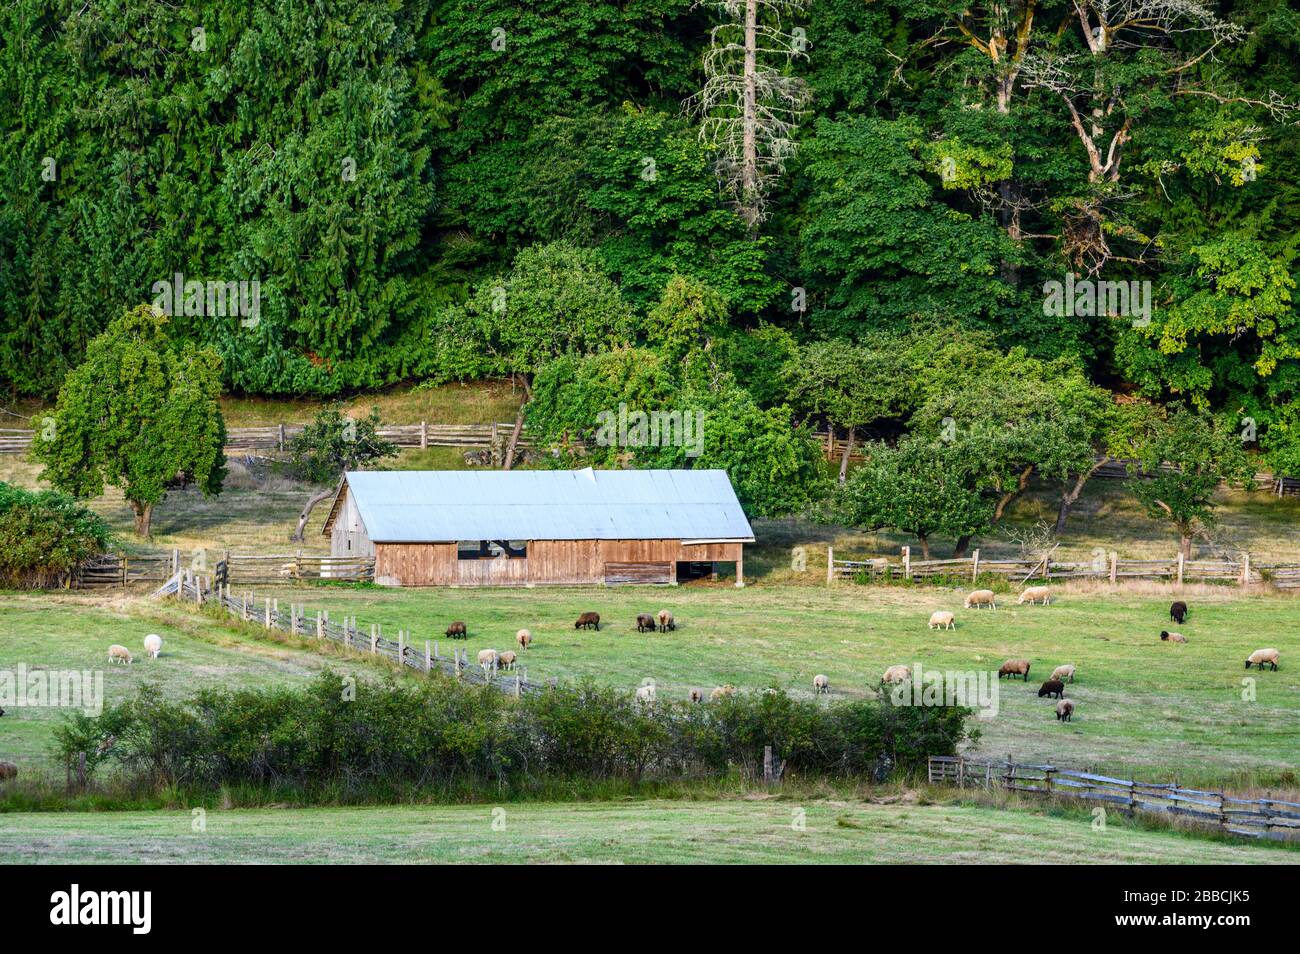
top-left (329, 485), bottom-right (374, 558)
top-left (372, 539), bottom-right (743, 586)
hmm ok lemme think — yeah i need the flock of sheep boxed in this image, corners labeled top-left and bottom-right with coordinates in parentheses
top-left (105, 633), bottom-right (164, 665)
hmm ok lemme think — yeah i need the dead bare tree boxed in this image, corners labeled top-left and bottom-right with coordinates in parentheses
top-left (686, 0), bottom-right (811, 233)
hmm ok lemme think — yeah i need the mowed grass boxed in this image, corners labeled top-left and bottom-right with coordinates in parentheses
top-left (252, 582), bottom-right (1300, 787)
top-left (0, 594), bottom-right (383, 774)
top-left (0, 797), bottom-right (1294, 864)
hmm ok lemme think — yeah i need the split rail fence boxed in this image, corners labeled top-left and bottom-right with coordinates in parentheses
top-left (69, 549), bottom-right (374, 588)
top-left (165, 571), bottom-right (538, 697)
top-left (829, 545), bottom-right (1300, 590)
top-left (928, 755), bottom-right (1300, 841)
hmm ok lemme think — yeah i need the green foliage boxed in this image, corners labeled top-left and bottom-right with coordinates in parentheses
top-left (32, 305), bottom-right (226, 537)
top-left (288, 406), bottom-right (398, 485)
top-left (784, 339), bottom-right (911, 433)
top-left (56, 670), bottom-right (974, 790)
top-left (645, 275), bottom-right (729, 362)
top-left (838, 437), bottom-right (993, 559)
top-left (0, 482), bottom-right (114, 587)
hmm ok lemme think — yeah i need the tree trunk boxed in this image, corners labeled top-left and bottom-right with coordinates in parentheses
top-left (837, 427), bottom-right (855, 484)
top-left (1180, 532), bottom-right (1193, 561)
top-left (132, 502), bottom-right (153, 540)
top-left (293, 487), bottom-right (337, 542)
top-left (993, 464), bottom-right (1036, 523)
top-left (952, 534), bottom-right (972, 559)
top-left (740, 0), bottom-right (758, 232)
top-left (1055, 459), bottom-right (1106, 534)
top-left (502, 374), bottom-right (531, 471)
top-left (917, 533), bottom-right (931, 561)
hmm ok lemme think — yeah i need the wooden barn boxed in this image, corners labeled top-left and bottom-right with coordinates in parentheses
top-left (321, 468), bottom-right (754, 587)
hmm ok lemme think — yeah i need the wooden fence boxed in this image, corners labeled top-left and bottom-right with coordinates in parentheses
top-left (928, 755), bottom-right (1300, 841)
top-left (69, 549), bottom-right (374, 588)
top-left (828, 545), bottom-right (1300, 590)
top-left (165, 571), bottom-right (538, 696)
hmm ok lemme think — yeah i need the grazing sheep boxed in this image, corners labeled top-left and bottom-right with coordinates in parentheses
top-left (688, 688), bottom-right (703, 703)
top-left (143, 634), bottom-right (163, 658)
top-left (575, 612), bottom-right (600, 631)
top-left (1050, 664), bottom-right (1076, 684)
top-left (0, 762), bottom-right (16, 781)
top-left (928, 611), bottom-right (955, 630)
top-left (1160, 630), bottom-right (1187, 644)
top-left (1037, 679), bottom-right (1065, 700)
top-left (516, 628), bottom-right (532, 650)
top-left (477, 649), bottom-right (499, 674)
top-left (882, 665), bottom-right (911, 684)
top-left (1055, 698), bottom-right (1075, 722)
top-left (1245, 648), bottom-right (1280, 672)
top-left (964, 589), bottom-right (996, 610)
top-left (710, 685), bottom-right (736, 701)
top-left (107, 644), bottom-right (133, 665)
top-left (498, 650), bottom-right (518, 671)
top-left (998, 659), bottom-right (1031, 681)
top-left (813, 674), bottom-right (830, 694)
top-left (446, 621), bottom-right (467, 640)
top-left (0, 707), bottom-right (5, 717)
top-left (635, 683), bottom-right (657, 705)
top-left (636, 613), bottom-right (656, 633)
top-left (1018, 586), bottom-right (1050, 606)
top-left (1170, 601), bottom-right (1188, 624)
top-left (657, 609), bottom-right (676, 633)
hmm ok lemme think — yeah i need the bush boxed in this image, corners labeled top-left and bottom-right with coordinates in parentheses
top-left (0, 482), bottom-right (114, 587)
top-left (56, 671), bottom-right (973, 796)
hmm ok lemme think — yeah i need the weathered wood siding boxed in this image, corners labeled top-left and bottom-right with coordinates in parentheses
top-left (329, 485), bottom-right (374, 559)
top-left (372, 539), bottom-right (742, 586)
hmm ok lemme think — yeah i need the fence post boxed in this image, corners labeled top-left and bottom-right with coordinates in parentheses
top-left (902, 545), bottom-right (911, 580)
top-left (278, 422), bottom-right (286, 451)
top-left (425, 640), bottom-right (432, 672)
top-left (264, 598), bottom-right (271, 630)
top-left (826, 546), bottom-right (834, 585)
top-left (1177, 552), bottom-right (1185, 586)
top-left (971, 548), bottom-right (980, 582)
top-left (1241, 552), bottom-right (1250, 587)
top-left (370, 624), bottom-right (378, 654)
top-left (316, 611), bottom-right (323, 639)
top-left (172, 547), bottom-right (180, 575)
top-left (420, 420), bottom-right (428, 450)
top-left (1109, 551), bottom-right (1117, 584)
top-left (763, 745), bottom-right (775, 784)
top-left (398, 631), bottom-right (405, 664)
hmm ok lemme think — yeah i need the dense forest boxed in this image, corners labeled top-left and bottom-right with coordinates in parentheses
top-left (2, 1), bottom-right (1298, 520)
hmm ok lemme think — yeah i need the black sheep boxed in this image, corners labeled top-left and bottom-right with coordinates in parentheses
top-left (1169, 600), bottom-right (1188, 624)
top-left (445, 621), bottom-right (467, 640)
top-left (636, 613), bottom-right (656, 633)
top-left (1037, 679), bottom-right (1065, 700)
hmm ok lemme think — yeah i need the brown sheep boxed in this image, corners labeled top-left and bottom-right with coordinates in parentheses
top-left (688, 688), bottom-right (703, 703)
top-left (498, 650), bottom-right (518, 671)
top-left (998, 659), bottom-right (1031, 681)
top-left (445, 621), bottom-right (467, 640)
top-left (657, 609), bottom-right (676, 633)
top-left (1170, 601), bottom-right (1188, 624)
top-left (1160, 630), bottom-right (1186, 644)
top-left (0, 762), bottom-right (15, 781)
top-left (1056, 698), bottom-right (1075, 722)
top-left (636, 613), bottom-right (656, 633)
top-left (575, 612), bottom-right (600, 631)
top-left (1037, 679), bottom-right (1065, 699)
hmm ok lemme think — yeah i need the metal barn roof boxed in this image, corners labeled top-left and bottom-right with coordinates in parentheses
top-left (327, 468), bottom-right (755, 543)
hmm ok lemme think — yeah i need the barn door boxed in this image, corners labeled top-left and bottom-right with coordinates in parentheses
top-left (604, 562), bottom-right (672, 585)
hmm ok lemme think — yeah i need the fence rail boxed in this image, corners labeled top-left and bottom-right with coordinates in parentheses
top-left (828, 545), bottom-right (1300, 589)
top-left (164, 571), bottom-right (538, 696)
top-left (69, 549), bottom-right (374, 588)
top-left (928, 755), bottom-right (1300, 841)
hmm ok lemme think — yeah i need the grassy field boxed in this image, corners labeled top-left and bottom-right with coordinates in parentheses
top-left (0, 593), bottom-right (384, 773)
top-left (0, 796), bottom-right (1293, 864)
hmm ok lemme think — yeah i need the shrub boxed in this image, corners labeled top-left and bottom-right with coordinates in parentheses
top-left (0, 482), bottom-right (114, 587)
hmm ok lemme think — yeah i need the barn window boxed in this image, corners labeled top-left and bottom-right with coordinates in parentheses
top-left (457, 540), bottom-right (528, 560)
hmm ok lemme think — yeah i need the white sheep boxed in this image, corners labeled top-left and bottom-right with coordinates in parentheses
top-left (813, 674), bottom-right (830, 694)
top-left (710, 685), bottom-right (736, 701)
top-left (635, 683), bottom-right (657, 705)
top-left (964, 589), bottom-right (996, 610)
top-left (1018, 586), bottom-right (1050, 606)
top-left (143, 634), bottom-right (163, 658)
top-left (498, 650), bottom-right (518, 671)
top-left (1050, 664), bottom-right (1075, 684)
top-left (1160, 630), bottom-right (1186, 644)
top-left (516, 628), bottom-right (531, 650)
top-left (882, 665), bottom-right (911, 684)
top-left (928, 611), bottom-right (955, 630)
top-left (1245, 648), bottom-right (1280, 671)
top-left (107, 644), bottom-right (133, 665)
top-left (1056, 698), bottom-right (1075, 722)
top-left (657, 609), bottom-right (676, 633)
top-left (477, 649), bottom-right (499, 675)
